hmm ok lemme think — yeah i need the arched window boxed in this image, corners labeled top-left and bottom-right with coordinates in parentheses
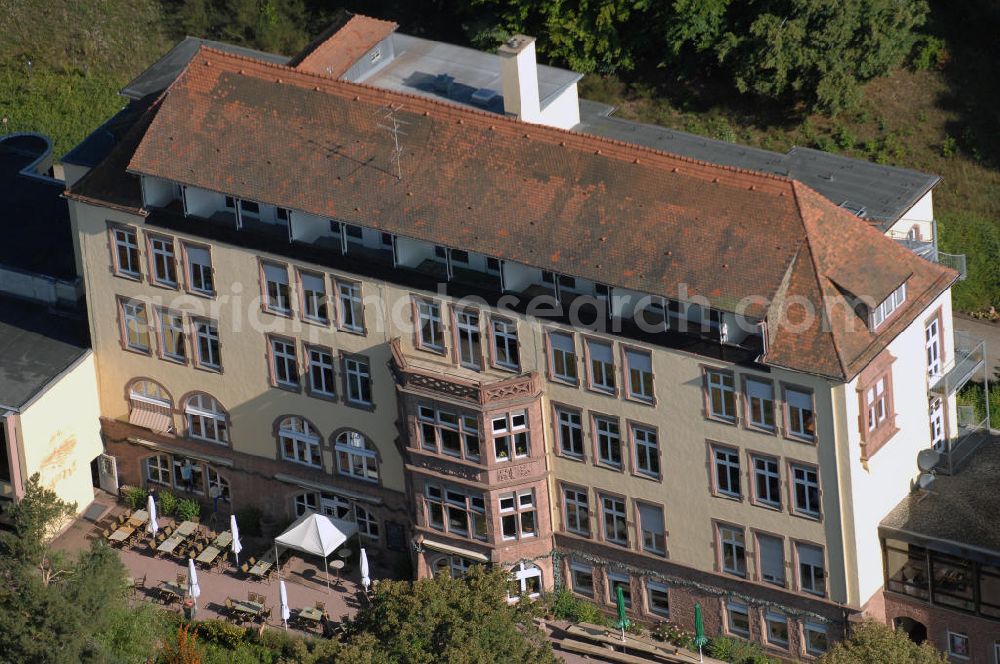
top-left (294, 492), bottom-right (318, 516)
top-left (207, 467), bottom-right (231, 503)
top-left (128, 379), bottom-right (173, 432)
top-left (356, 505), bottom-right (379, 539)
top-left (279, 417), bottom-right (322, 468)
top-left (335, 430), bottom-right (378, 482)
top-left (184, 393), bottom-right (229, 444)
top-left (432, 554), bottom-right (473, 579)
top-left (509, 561), bottom-right (542, 600)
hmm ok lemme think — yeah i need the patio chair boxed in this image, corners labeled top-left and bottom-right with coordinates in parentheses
top-left (147, 541), bottom-right (158, 555)
top-left (102, 528), bottom-right (112, 539)
top-left (315, 601), bottom-right (325, 613)
top-left (248, 556), bottom-right (257, 566)
top-left (163, 525), bottom-right (174, 537)
top-left (194, 542), bottom-right (204, 553)
top-left (240, 562), bottom-right (249, 575)
top-left (176, 573), bottom-right (186, 587)
top-left (136, 574), bottom-right (147, 591)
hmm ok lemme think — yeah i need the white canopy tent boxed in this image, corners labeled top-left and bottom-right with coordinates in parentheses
top-left (273, 512), bottom-right (357, 592)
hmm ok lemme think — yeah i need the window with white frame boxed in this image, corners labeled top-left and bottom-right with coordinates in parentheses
top-left (757, 533), bottom-right (785, 587)
top-left (262, 263), bottom-right (290, 314)
top-left (726, 600), bottom-right (750, 636)
top-left (146, 454), bottom-right (171, 485)
top-left (549, 332), bottom-right (578, 383)
top-left (872, 282), bottom-right (906, 329)
top-left (300, 272), bottom-right (328, 323)
top-left (563, 486), bottom-right (589, 536)
top-left (112, 225), bottom-right (140, 277)
top-left (270, 337), bottom-right (299, 388)
top-left (499, 490), bottom-right (536, 540)
top-left (792, 464), bottom-right (821, 518)
top-left (149, 235), bottom-right (177, 287)
top-left (607, 572), bottom-right (632, 608)
top-left (335, 430), bottom-right (378, 482)
top-left (344, 356), bottom-right (372, 405)
top-left (797, 542), bottom-right (826, 596)
top-left (595, 416), bottom-right (622, 469)
top-left (713, 446), bottom-right (741, 498)
top-left (865, 377), bottom-right (889, 432)
top-left (948, 632), bottom-right (970, 659)
top-left (786, 387), bottom-right (816, 440)
top-left (206, 467), bottom-right (230, 502)
top-left (556, 407), bottom-right (584, 458)
top-left (171, 456), bottom-right (204, 494)
top-left (157, 308), bottom-right (186, 361)
top-left (511, 562), bottom-right (542, 599)
top-left (279, 417), bottom-right (322, 468)
top-left (120, 299), bottom-right (150, 352)
top-left (804, 622), bottom-right (828, 655)
top-left (128, 380), bottom-right (172, 431)
top-left (491, 317), bottom-right (520, 370)
top-left (647, 580), bottom-right (670, 617)
top-left (425, 484), bottom-right (445, 530)
top-left (491, 411), bottom-right (528, 461)
top-left (355, 505), bottom-right (379, 539)
top-left (765, 611), bottom-right (788, 648)
top-left (632, 424), bottom-right (659, 477)
top-left (625, 348), bottom-right (654, 401)
top-left (193, 318), bottom-right (220, 370)
top-left (570, 561), bottom-right (594, 596)
top-left (639, 503), bottom-right (665, 555)
top-left (587, 339), bottom-right (616, 393)
top-left (184, 244), bottom-right (214, 295)
top-left (320, 492), bottom-right (354, 520)
top-left (416, 300), bottom-right (444, 351)
top-left (294, 492), bottom-right (318, 516)
top-left (752, 455), bottom-right (781, 508)
top-left (425, 484), bottom-right (486, 540)
top-left (184, 393), bottom-right (228, 443)
top-left (419, 405), bottom-right (480, 460)
top-left (925, 317), bottom-right (942, 378)
top-left (601, 494), bottom-right (628, 546)
top-left (338, 280), bottom-right (364, 332)
top-left (719, 524), bottom-right (747, 577)
top-left (456, 309), bottom-right (482, 369)
top-left (706, 369), bottom-right (737, 421)
top-left (307, 346), bottom-right (335, 397)
top-left (433, 555), bottom-right (473, 579)
top-left (746, 378), bottom-right (775, 430)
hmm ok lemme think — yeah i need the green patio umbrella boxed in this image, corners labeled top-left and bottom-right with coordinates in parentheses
top-left (615, 585), bottom-right (630, 642)
top-left (694, 602), bottom-right (709, 662)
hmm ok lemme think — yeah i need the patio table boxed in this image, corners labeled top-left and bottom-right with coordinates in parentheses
top-left (158, 581), bottom-right (185, 603)
top-left (248, 559), bottom-right (273, 579)
top-left (213, 531), bottom-right (233, 548)
top-left (128, 509), bottom-right (149, 527)
top-left (196, 546), bottom-right (221, 566)
top-left (108, 525), bottom-right (135, 543)
top-left (175, 520), bottom-right (199, 538)
top-left (157, 536), bottom-right (184, 555)
top-left (297, 606), bottom-right (323, 628)
top-left (233, 600), bottom-right (264, 620)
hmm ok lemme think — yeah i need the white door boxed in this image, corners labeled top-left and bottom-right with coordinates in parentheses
top-left (97, 453), bottom-right (118, 494)
top-left (929, 399), bottom-right (945, 451)
top-left (925, 319), bottom-right (941, 378)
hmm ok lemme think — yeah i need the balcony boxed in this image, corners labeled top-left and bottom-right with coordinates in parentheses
top-left (888, 220), bottom-right (967, 280)
top-left (929, 331), bottom-right (986, 396)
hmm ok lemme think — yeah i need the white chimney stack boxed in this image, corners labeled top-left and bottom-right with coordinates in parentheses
top-left (498, 35), bottom-right (542, 123)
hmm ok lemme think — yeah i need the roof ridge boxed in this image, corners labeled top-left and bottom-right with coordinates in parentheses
top-left (190, 45), bottom-right (796, 192)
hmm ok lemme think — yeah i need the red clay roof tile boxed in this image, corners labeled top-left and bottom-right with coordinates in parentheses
top-left (289, 14), bottom-right (397, 78)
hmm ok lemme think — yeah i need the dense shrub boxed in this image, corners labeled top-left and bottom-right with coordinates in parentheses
top-left (175, 498), bottom-right (201, 522)
top-left (121, 485), bottom-right (147, 511)
top-left (158, 491), bottom-right (177, 517)
top-left (548, 588), bottom-right (611, 626)
top-left (708, 635), bottom-right (779, 663)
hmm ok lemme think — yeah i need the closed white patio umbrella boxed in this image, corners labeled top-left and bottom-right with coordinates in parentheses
top-left (360, 548), bottom-right (371, 592)
top-left (187, 558), bottom-right (200, 601)
top-left (230, 513), bottom-right (242, 566)
top-left (279, 579), bottom-right (291, 631)
top-left (146, 494), bottom-right (158, 538)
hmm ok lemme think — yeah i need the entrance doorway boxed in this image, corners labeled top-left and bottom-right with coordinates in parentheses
top-left (894, 616), bottom-right (927, 644)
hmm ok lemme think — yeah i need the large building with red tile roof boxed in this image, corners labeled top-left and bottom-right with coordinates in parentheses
top-left (63, 15), bottom-right (991, 661)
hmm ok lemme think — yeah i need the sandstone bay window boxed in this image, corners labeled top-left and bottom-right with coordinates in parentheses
top-left (183, 243), bottom-right (214, 296)
top-left (433, 555), bottom-right (473, 579)
top-left (416, 299), bottom-right (444, 352)
top-left (119, 298), bottom-right (150, 353)
top-left (499, 490), bottom-right (536, 540)
top-left (455, 309), bottom-right (482, 370)
top-left (718, 523), bottom-right (747, 577)
top-left (796, 542), bottom-right (826, 596)
top-left (587, 339), bottom-right (616, 393)
top-left (607, 572), bottom-right (632, 608)
top-left (335, 430), bottom-right (378, 483)
top-left (111, 224), bottom-right (140, 278)
top-left (625, 348), bottom-right (654, 402)
top-left (632, 424), bottom-right (659, 478)
top-left (491, 317), bottom-right (520, 370)
top-left (791, 463), bottom-right (821, 519)
top-left (491, 411), bottom-right (528, 462)
top-left (424, 484), bottom-right (487, 541)
top-left (344, 355), bottom-right (372, 406)
top-left (594, 415), bottom-right (622, 469)
top-left (184, 393), bottom-right (228, 444)
top-left (262, 262), bottom-right (291, 314)
top-left (785, 386), bottom-right (816, 441)
top-left (306, 346), bottom-right (336, 398)
top-left (278, 416), bottom-right (322, 468)
top-left (745, 377), bottom-right (775, 431)
top-left (638, 502), bottom-right (665, 555)
top-left (300, 271), bottom-right (328, 324)
top-left (705, 369), bottom-right (737, 421)
top-left (193, 317), bottom-right (220, 370)
top-left (752, 455), bottom-right (781, 508)
top-left (756, 533), bottom-right (786, 587)
top-left (156, 308), bottom-right (187, 362)
top-left (418, 405), bottom-right (480, 461)
top-left (712, 445), bottom-right (741, 498)
top-left (269, 336), bottom-right (299, 389)
top-left (563, 485), bottom-right (589, 536)
top-left (600, 494), bottom-right (628, 546)
top-left (337, 280), bottom-right (364, 332)
top-left (148, 234), bottom-right (177, 287)
top-left (548, 331), bottom-right (578, 384)
top-left (556, 407), bottom-right (584, 458)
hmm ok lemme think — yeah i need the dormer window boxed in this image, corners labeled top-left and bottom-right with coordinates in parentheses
top-left (872, 282), bottom-right (907, 329)
top-left (239, 200), bottom-right (260, 217)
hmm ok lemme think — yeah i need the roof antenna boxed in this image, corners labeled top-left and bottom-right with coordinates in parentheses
top-left (376, 104), bottom-right (409, 180)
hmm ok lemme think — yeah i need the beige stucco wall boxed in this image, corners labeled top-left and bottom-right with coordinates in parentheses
top-left (16, 352), bottom-right (103, 513)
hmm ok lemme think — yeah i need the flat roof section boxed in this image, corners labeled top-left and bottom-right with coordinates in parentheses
top-left (0, 295), bottom-right (90, 409)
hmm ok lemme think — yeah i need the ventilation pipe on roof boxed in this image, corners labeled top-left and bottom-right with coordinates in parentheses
top-left (498, 35), bottom-right (542, 124)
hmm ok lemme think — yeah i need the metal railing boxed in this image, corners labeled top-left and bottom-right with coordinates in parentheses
top-left (887, 219), bottom-right (968, 280)
top-left (929, 331), bottom-right (985, 396)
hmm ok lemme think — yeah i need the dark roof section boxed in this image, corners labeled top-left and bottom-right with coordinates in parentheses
top-left (577, 100), bottom-right (940, 227)
top-left (881, 437), bottom-right (1000, 558)
top-left (61, 97), bottom-right (156, 168)
top-left (120, 37), bottom-right (290, 100)
top-left (70, 47), bottom-right (956, 381)
top-left (289, 14), bottom-right (398, 77)
top-left (0, 295), bottom-right (90, 409)
top-left (0, 134), bottom-right (78, 280)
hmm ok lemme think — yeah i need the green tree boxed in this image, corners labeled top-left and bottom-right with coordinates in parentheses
top-left (818, 620), bottom-right (948, 664)
top-left (339, 565), bottom-right (557, 663)
top-left (0, 473), bottom-right (76, 582)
